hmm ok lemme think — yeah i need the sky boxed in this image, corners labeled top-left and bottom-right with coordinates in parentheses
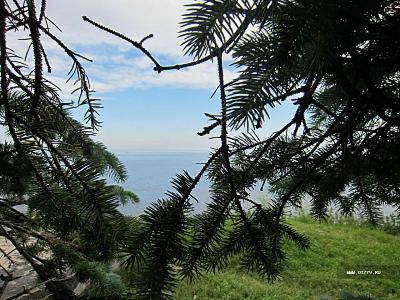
top-left (2, 0), bottom-right (297, 153)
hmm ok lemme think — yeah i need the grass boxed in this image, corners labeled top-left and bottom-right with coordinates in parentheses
top-left (173, 216), bottom-right (400, 300)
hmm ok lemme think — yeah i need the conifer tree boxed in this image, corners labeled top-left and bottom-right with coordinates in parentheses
top-left (85, 0), bottom-right (400, 298)
top-left (0, 1), bottom-right (137, 298)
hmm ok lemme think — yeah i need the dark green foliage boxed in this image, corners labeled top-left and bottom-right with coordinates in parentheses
top-left (110, 185), bottom-right (140, 205)
top-left (121, 171), bottom-right (195, 299)
top-left (78, 142), bottom-right (128, 183)
top-left (0, 142), bottom-right (32, 195)
top-left (74, 260), bottom-right (126, 299)
top-left (179, 0), bottom-right (251, 59)
top-left (0, 1), bottom-right (138, 298)
top-left (380, 213), bottom-right (400, 235)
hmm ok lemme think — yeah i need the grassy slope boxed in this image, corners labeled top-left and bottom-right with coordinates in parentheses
top-left (174, 217), bottom-right (399, 300)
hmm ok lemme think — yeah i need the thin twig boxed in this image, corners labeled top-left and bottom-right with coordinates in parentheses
top-left (82, 11), bottom-right (253, 73)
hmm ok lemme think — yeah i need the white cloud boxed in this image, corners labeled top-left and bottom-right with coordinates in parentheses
top-left (36, 0), bottom-right (239, 92)
top-left (40, 50), bottom-right (235, 93)
top-left (84, 56), bottom-right (236, 92)
top-left (47, 0), bottom-right (191, 56)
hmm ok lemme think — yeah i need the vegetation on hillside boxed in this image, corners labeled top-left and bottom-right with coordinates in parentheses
top-left (172, 216), bottom-right (400, 300)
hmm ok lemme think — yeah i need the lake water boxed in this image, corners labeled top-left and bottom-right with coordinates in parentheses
top-left (117, 152), bottom-right (395, 217)
top-left (117, 152), bottom-right (268, 215)
top-left (117, 152), bottom-right (211, 215)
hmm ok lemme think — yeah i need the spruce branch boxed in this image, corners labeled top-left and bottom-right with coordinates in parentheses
top-left (83, 10), bottom-right (254, 73)
top-left (26, 0), bottom-right (42, 114)
top-left (217, 51), bottom-right (274, 277)
top-left (1, 3), bottom-right (134, 298)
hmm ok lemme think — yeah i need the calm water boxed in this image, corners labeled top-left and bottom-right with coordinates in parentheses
top-left (116, 152), bottom-right (395, 217)
top-left (117, 152), bottom-right (211, 215)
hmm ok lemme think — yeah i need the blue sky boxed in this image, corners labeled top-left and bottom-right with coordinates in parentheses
top-left (2, 0), bottom-right (296, 153)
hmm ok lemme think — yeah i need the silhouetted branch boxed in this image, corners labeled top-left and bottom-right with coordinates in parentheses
top-left (83, 11), bottom-right (254, 73)
top-left (197, 120), bottom-right (220, 136)
top-left (27, 0), bottom-right (43, 114)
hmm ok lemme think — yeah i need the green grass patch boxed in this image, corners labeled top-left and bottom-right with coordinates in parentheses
top-left (173, 217), bottom-right (400, 300)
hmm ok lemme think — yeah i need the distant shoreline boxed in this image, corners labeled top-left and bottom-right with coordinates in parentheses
top-left (114, 150), bottom-right (209, 156)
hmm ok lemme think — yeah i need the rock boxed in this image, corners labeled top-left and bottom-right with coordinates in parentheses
top-left (1, 237), bottom-right (91, 299)
top-left (0, 237), bottom-right (49, 300)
